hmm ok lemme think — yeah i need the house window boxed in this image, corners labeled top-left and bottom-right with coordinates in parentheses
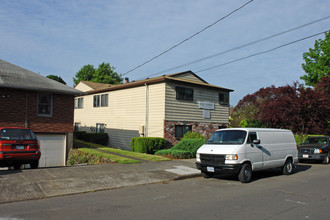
top-left (96, 123), bottom-right (105, 133)
top-left (175, 125), bottom-right (192, 138)
top-left (101, 94), bottom-right (108, 107)
top-left (93, 95), bottom-right (100, 107)
top-left (219, 92), bottom-right (229, 105)
top-left (74, 98), bottom-right (84, 109)
top-left (37, 93), bottom-right (52, 117)
top-left (176, 87), bottom-right (193, 101)
top-left (93, 94), bottom-right (108, 107)
top-left (74, 123), bottom-right (81, 131)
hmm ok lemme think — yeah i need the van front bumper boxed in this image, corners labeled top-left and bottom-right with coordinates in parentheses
top-left (196, 162), bottom-right (242, 174)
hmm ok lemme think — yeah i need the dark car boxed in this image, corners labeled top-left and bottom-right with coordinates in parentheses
top-left (298, 136), bottom-right (330, 164)
top-left (0, 127), bottom-right (41, 170)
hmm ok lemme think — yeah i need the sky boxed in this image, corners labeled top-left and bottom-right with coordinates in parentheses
top-left (1, 0), bottom-right (329, 106)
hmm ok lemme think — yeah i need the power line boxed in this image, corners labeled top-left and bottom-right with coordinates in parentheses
top-left (195, 30), bottom-right (329, 73)
top-left (122, 0), bottom-right (254, 76)
top-left (146, 16), bottom-right (330, 77)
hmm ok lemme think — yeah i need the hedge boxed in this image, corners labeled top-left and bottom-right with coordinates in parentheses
top-left (131, 137), bottom-right (166, 154)
top-left (74, 131), bottom-right (109, 145)
top-left (155, 138), bottom-right (206, 159)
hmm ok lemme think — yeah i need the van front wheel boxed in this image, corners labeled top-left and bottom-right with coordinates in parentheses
top-left (238, 163), bottom-right (252, 183)
top-left (282, 159), bottom-right (293, 175)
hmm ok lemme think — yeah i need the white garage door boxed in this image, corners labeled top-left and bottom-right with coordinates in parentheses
top-left (37, 134), bottom-right (66, 167)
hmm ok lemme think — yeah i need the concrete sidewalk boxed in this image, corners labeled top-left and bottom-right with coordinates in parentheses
top-left (0, 159), bottom-right (201, 204)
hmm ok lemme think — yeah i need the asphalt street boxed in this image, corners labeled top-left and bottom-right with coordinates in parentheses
top-left (0, 162), bottom-right (329, 220)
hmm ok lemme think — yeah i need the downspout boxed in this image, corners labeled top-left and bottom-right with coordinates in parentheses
top-left (145, 83), bottom-right (149, 137)
top-left (25, 94), bottom-right (28, 128)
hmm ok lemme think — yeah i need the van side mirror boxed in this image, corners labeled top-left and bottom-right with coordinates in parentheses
top-left (253, 139), bottom-right (260, 145)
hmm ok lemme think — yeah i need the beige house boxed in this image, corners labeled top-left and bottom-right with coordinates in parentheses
top-left (74, 71), bottom-right (233, 150)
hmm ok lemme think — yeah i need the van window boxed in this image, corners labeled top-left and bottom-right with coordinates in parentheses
top-left (247, 132), bottom-right (258, 144)
top-left (207, 130), bottom-right (247, 145)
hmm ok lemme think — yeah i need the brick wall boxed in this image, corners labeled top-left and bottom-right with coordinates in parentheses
top-left (0, 88), bottom-right (74, 133)
top-left (164, 120), bottom-right (228, 146)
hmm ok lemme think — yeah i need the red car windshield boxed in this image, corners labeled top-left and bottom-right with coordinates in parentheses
top-left (0, 128), bottom-right (36, 140)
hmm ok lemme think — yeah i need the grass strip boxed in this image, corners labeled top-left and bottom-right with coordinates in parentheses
top-left (74, 139), bottom-right (170, 162)
top-left (78, 148), bottom-right (141, 164)
top-left (99, 147), bottom-right (170, 162)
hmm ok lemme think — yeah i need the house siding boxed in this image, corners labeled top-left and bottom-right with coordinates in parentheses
top-left (146, 83), bottom-right (165, 138)
top-left (171, 72), bottom-right (205, 83)
top-left (75, 86), bottom-right (147, 150)
top-left (74, 83), bottom-right (93, 92)
top-left (165, 83), bottom-right (229, 123)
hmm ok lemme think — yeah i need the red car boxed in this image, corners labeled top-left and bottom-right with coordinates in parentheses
top-left (0, 127), bottom-right (41, 170)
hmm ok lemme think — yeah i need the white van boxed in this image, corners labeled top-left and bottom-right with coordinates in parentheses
top-left (196, 128), bottom-right (298, 183)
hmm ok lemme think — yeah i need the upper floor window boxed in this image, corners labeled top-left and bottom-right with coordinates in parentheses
top-left (219, 92), bottom-right (229, 105)
top-left (38, 93), bottom-right (52, 117)
top-left (94, 94), bottom-right (108, 107)
top-left (74, 97), bottom-right (84, 109)
top-left (176, 87), bottom-right (193, 101)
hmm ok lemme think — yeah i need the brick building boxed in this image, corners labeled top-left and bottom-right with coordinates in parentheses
top-left (0, 59), bottom-right (84, 167)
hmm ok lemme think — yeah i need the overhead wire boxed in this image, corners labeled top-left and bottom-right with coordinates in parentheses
top-left (145, 16), bottom-right (330, 78)
top-left (195, 30), bottom-right (329, 73)
top-left (122, 0), bottom-right (254, 76)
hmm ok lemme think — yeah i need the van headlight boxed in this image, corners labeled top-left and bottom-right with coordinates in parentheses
top-left (225, 154), bottom-right (238, 160)
top-left (196, 153), bottom-right (200, 162)
top-left (314, 149), bottom-right (322, 154)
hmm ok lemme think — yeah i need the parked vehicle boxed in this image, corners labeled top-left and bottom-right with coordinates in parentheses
top-left (196, 128), bottom-right (298, 183)
top-left (298, 136), bottom-right (330, 164)
top-left (0, 127), bottom-right (41, 169)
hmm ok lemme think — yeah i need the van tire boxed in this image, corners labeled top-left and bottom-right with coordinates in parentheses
top-left (238, 163), bottom-right (252, 183)
top-left (282, 159), bottom-right (293, 175)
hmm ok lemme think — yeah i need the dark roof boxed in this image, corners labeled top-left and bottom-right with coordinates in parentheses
top-left (86, 70), bottom-right (233, 95)
top-left (0, 59), bottom-right (84, 95)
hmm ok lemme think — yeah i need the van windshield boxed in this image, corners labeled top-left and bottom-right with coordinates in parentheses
top-left (206, 130), bottom-right (247, 145)
top-left (0, 129), bottom-right (36, 140)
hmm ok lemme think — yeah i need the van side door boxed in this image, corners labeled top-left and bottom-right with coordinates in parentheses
top-left (245, 132), bottom-right (263, 170)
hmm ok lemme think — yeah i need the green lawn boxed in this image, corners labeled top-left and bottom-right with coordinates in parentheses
top-left (74, 139), bottom-right (171, 162)
top-left (78, 148), bottom-right (141, 164)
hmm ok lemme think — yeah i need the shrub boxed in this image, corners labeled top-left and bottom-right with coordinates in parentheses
top-left (73, 131), bottom-right (87, 139)
top-left (74, 131), bottom-right (109, 146)
top-left (67, 149), bottom-right (103, 165)
top-left (131, 137), bottom-right (166, 154)
top-left (181, 131), bottom-right (206, 140)
top-left (155, 138), bottom-right (206, 159)
top-left (155, 149), bottom-right (191, 159)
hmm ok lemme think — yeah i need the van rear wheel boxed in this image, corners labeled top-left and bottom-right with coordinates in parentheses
top-left (238, 163), bottom-right (252, 183)
top-left (282, 159), bottom-right (293, 175)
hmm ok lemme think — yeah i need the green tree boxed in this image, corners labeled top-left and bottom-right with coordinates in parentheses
top-left (47, 75), bottom-right (66, 85)
top-left (301, 31), bottom-right (330, 86)
top-left (73, 64), bottom-right (96, 86)
top-left (94, 62), bottom-right (122, 84)
top-left (73, 63), bottom-right (122, 86)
